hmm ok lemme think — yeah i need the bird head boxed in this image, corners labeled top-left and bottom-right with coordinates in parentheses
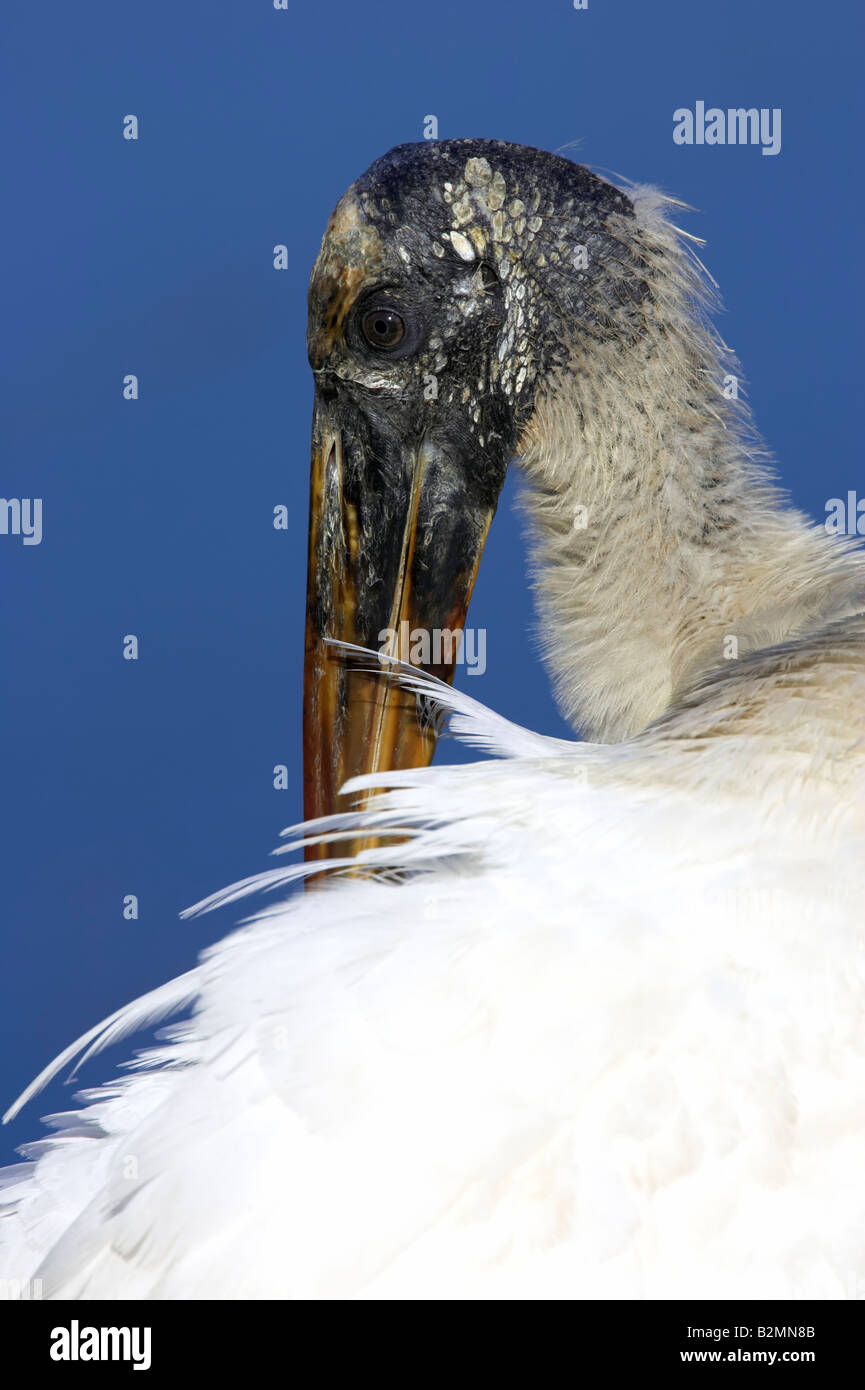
top-left (304, 138), bottom-right (643, 844)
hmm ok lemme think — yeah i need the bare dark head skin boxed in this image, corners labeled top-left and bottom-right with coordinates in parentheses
top-left (304, 139), bottom-right (643, 855)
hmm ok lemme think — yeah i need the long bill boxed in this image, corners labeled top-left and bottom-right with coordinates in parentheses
top-left (303, 382), bottom-right (502, 863)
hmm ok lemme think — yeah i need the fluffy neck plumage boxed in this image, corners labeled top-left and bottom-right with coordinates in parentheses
top-left (516, 188), bottom-right (865, 742)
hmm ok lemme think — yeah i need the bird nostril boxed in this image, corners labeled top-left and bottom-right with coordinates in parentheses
top-left (312, 371), bottom-right (339, 403)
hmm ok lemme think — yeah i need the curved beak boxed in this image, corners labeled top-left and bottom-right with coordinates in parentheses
top-left (303, 381), bottom-right (505, 862)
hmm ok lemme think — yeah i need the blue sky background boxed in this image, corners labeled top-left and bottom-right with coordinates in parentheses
top-left (1, 0), bottom-right (861, 1166)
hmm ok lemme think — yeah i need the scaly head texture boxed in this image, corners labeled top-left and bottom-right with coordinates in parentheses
top-left (310, 139), bottom-right (865, 741)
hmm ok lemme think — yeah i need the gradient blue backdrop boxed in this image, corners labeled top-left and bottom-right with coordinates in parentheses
top-left (1, 0), bottom-right (861, 1167)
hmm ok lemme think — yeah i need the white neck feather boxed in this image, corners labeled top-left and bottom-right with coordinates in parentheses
top-left (516, 187), bottom-right (865, 742)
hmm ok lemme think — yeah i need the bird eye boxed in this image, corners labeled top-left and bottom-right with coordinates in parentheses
top-left (360, 307), bottom-right (406, 351)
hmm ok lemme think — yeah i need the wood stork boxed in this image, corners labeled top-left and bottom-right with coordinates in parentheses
top-left (1, 139), bottom-right (863, 1300)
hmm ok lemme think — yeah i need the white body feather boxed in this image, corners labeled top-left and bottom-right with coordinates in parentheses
top-left (1, 640), bottom-right (863, 1300)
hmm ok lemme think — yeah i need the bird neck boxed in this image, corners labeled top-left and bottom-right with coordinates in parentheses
top-left (516, 355), bottom-right (865, 744)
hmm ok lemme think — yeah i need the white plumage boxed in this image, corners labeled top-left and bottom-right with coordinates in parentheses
top-left (1, 143), bottom-right (863, 1300)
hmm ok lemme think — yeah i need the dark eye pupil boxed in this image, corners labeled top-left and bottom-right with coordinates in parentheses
top-left (361, 307), bottom-right (405, 349)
